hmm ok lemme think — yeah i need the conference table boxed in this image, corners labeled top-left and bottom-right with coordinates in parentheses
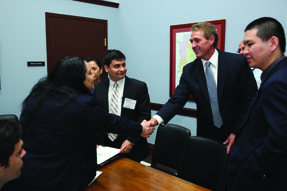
top-left (85, 157), bottom-right (210, 191)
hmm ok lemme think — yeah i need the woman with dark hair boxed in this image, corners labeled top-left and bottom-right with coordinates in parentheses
top-left (86, 57), bottom-right (103, 84)
top-left (2, 56), bottom-right (154, 191)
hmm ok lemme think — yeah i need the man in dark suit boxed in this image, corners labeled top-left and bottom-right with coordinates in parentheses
top-left (0, 120), bottom-right (25, 189)
top-left (229, 17), bottom-right (287, 191)
top-left (149, 22), bottom-right (257, 153)
top-left (94, 49), bottom-right (151, 162)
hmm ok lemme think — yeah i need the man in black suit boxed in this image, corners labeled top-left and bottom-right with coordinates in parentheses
top-left (149, 22), bottom-right (257, 153)
top-left (229, 17), bottom-right (287, 191)
top-left (94, 49), bottom-right (151, 162)
top-left (0, 120), bottom-right (26, 189)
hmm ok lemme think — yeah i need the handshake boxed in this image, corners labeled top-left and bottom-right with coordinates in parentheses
top-left (140, 118), bottom-right (159, 138)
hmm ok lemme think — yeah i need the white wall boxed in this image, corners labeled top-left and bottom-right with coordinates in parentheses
top-left (118, 0), bottom-right (287, 104)
top-left (117, 0), bottom-right (287, 143)
top-left (0, 0), bottom-right (286, 143)
top-left (0, 0), bottom-right (120, 115)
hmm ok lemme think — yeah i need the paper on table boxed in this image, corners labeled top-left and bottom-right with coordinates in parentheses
top-left (97, 145), bottom-right (120, 165)
top-left (88, 171), bottom-right (103, 186)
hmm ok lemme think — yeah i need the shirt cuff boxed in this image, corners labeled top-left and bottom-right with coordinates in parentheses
top-left (153, 115), bottom-right (164, 125)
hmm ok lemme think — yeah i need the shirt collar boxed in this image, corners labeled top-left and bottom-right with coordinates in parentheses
top-left (261, 56), bottom-right (285, 83)
top-left (109, 77), bottom-right (125, 88)
top-left (201, 49), bottom-right (218, 67)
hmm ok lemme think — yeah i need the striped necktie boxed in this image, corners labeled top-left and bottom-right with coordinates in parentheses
top-left (205, 61), bottom-right (223, 128)
top-left (108, 82), bottom-right (119, 141)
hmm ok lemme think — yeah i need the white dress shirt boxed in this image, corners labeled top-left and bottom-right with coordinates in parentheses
top-left (202, 49), bottom-right (219, 86)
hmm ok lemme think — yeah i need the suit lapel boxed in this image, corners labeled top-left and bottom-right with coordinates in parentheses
top-left (121, 76), bottom-right (130, 115)
top-left (217, 50), bottom-right (228, 105)
top-left (196, 59), bottom-right (210, 102)
top-left (238, 86), bottom-right (262, 132)
top-left (102, 79), bottom-right (110, 110)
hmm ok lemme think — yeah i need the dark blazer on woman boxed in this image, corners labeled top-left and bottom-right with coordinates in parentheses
top-left (93, 76), bottom-right (151, 162)
top-left (157, 49), bottom-right (257, 142)
top-left (2, 93), bottom-right (142, 191)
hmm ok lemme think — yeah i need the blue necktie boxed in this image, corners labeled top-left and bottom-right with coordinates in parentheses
top-left (205, 62), bottom-right (223, 128)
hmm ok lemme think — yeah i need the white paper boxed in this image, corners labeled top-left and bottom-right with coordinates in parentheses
top-left (97, 145), bottom-right (120, 165)
top-left (88, 171), bottom-right (103, 186)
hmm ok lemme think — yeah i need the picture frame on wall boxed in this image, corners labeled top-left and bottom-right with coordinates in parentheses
top-left (169, 19), bottom-right (226, 99)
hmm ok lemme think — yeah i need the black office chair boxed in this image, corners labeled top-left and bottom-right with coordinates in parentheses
top-left (179, 136), bottom-right (229, 191)
top-left (151, 123), bottom-right (191, 176)
top-left (0, 114), bottom-right (18, 121)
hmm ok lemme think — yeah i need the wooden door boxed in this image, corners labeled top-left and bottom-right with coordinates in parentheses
top-left (46, 12), bottom-right (108, 79)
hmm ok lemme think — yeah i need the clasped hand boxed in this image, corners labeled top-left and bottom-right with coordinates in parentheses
top-left (141, 120), bottom-right (156, 138)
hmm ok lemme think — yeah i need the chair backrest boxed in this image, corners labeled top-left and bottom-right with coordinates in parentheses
top-left (0, 114), bottom-right (18, 122)
top-left (151, 123), bottom-right (191, 175)
top-left (179, 136), bottom-right (229, 191)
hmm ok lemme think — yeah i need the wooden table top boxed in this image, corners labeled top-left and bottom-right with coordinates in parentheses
top-left (85, 157), bottom-right (210, 191)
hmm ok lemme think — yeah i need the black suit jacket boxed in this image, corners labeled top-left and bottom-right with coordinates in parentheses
top-left (229, 57), bottom-right (287, 191)
top-left (2, 93), bottom-right (142, 191)
top-left (157, 50), bottom-right (257, 142)
top-left (93, 76), bottom-right (151, 161)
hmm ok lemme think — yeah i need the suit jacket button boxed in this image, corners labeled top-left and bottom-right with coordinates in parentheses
top-left (261, 174), bottom-right (266, 179)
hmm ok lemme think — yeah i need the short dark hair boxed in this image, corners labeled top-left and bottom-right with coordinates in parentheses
top-left (192, 22), bottom-right (218, 48)
top-left (86, 57), bottom-right (102, 69)
top-left (0, 120), bottom-right (22, 168)
top-left (103, 49), bottom-right (126, 67)
top-left (245, 17), bottom-right (286, 53)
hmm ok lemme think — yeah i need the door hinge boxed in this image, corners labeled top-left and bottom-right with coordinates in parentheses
top-left (104, 38), bottom-right (107, 47)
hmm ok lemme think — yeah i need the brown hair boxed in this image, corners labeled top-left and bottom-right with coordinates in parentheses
top-left (192, 22), bottom-right (218, 48)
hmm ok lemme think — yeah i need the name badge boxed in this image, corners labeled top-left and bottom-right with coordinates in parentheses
top-left (123, 98), bottom-right (137, 110)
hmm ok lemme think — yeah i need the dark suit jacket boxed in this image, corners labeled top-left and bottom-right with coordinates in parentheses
top-left (157, 50), bottom-right (257, 142)
top-left (2, 92), bottom-right (142, 191)
top-left (93, 76), bottom-right (151, 161)
top-left (229, 57), bottom-right (287, 191)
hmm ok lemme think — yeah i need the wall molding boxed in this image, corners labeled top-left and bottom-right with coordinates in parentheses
top-left (74, 0), bottom-right (119, 8)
